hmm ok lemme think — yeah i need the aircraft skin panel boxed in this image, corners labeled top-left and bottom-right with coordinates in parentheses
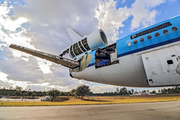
top-left (72, 54), bottom-right (150, 87)
top-left (142, 45), bottom-right (180, 86)
top-left (9, 44), bottom-right (79, 69)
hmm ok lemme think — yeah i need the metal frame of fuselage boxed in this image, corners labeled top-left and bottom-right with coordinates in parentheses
top-left (71, 15), bottom-right (180, 87)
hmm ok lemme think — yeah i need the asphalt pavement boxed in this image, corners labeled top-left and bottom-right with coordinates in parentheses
top-left (0, 101), bottom-right (180, 120)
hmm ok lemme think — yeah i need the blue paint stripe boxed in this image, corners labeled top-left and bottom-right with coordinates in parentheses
top-left (118, 37), bottom-right (180, 57)
top-left (87, 63), bottom-right (95, 67)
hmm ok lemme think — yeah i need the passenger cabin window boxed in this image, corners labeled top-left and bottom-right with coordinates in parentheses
top-left (127, 42), bottom-right (131, 46)
top-left (155, 32), bottom-right (160, 37)
top-left (147, 35), bottom-right (152, 40)
top-left (163, 29), bottom-right (169, 34)
top-left (133, 40), bottom-right (137, 44)
top-left (172, 27), bottom-right (178, 31)
top-left (140, 38), bottom-right (144, 42)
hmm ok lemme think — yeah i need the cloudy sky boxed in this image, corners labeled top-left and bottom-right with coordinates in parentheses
top-left (0, 0), bottom-right (179, 92)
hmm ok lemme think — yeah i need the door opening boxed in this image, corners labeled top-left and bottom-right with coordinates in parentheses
top-left (95, 43), bottom-right (119, 68)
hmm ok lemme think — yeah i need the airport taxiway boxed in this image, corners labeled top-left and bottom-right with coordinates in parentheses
top-left (0, 101), bottom-right (180, 120)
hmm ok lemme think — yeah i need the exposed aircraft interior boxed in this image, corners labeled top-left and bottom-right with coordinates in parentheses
top-left (95, 43), bottom-right (119, 68)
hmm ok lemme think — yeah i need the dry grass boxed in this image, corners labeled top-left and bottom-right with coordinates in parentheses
top-left (1, 95), bottom-right (180, 106)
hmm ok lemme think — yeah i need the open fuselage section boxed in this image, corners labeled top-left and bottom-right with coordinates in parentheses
top-left (71, 15), bottom-right (180, 87)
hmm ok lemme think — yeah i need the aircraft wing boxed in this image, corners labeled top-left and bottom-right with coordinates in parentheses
top-left (66, 27), bottom-right (83, 43)
top-left (9, 44), bottom-right (79, 69)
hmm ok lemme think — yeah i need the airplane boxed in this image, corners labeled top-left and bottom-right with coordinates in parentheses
top-left (10, 15), bottom-right (180, 87)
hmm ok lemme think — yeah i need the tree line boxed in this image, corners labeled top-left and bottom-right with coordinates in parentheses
top-left (1, 85), bottom-right (180, 101)
top-left (0, 86), bottom-right (46, 98)
top-left (47, 85), bottom-right (90, 101)
top-left (0, 85), bottom-right (91, 101)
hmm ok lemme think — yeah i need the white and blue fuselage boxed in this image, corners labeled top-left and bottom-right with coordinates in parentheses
top-left (71, 15), bottom-right (180, 87)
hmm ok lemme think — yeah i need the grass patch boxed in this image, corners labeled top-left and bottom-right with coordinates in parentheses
top-left (53, 97), bottom-right (69, 102)
top-left (1, 95), bottom-right (180, 106)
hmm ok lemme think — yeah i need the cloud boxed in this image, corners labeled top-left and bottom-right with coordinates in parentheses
top-left (95, 0), bottom-right (131, 42)
top-left (0, 80), bottom-right (13, 89)
top-left (0, 72), bottom-right (13, 89)
top-left (8, 0), bottom-right (103, 90)
top-left (121, 0), bottom-right (126, 4)
top-left (130, 0), bottom-right (166, 30)
top-left (0, 46), bottom-right (44, 83)
top-left (0, 0), bottom-right (100, 91)
top-left (13, 0), bottom-right (101, 54)
top-left (95, 0), bottom-right (167, 42)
